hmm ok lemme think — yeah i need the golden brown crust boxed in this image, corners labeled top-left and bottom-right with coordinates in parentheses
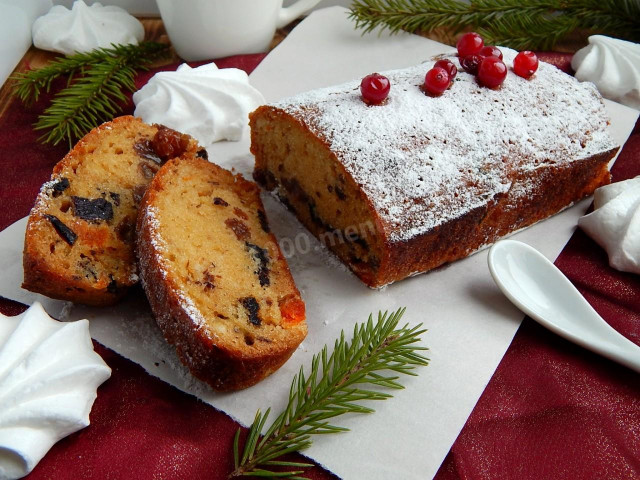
top-left (22, 116), bottom-right (200, 306)
top-left (376, 148), bottom-right (616, 286)
top-left (136, 156), bottom-right (306, 391)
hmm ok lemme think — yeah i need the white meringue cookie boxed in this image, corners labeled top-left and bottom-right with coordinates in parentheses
top-left (32, 1), bottom-right (144, 55)
top-left (133, 62), bottom-right (265, 145)
top-left (578, 176), bottom-right (640, 274)
top-left (0, 302), bottom-right (111, 480)
top-left (571, 35), bottom-right (640, 110)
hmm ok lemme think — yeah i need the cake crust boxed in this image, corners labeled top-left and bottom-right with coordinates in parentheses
top-left (250, 49), bottom-right (619, 287)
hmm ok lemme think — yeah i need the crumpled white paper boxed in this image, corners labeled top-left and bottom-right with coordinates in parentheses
top-left (0, 7), bottom-right (638, 480)
top-left (579, 176), bottom-right (640, 274)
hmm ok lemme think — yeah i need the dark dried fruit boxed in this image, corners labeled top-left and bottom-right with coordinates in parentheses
top-left (72, 197), bottom-right (114, 222)
top-left (213, 197), bottom-right (229, 206)
top-left (240, 297), bottom-right (261, 326)
top-left (115, 216), bottom-right (135, 243)
top-left (45, 214), bottom-right (77, 245)
top-left (202, 264), bottom-right (216, 291)
top-left (334, 185), bottom-right (347, 200)
top-left (257, 209), bottom-right (270, 233)
top-left (152, 125), bottom-right (190, 160)
top-left (225, 217), bottom-right (250, 241)
top-left (133, 185), bottom-right (147, 205)
top-left (50, 177), bottom-right (70, 197)
top-left (234, 207), bottom-right (248, 220)
top-left (139, 162), bottom-right (159, 179)
top-left (133, 139), bottom-right (162, 164)
top-left (253, 168), bottom-right (277, 190)
top-left (109, 192), bottom-right (121, 206)
top-left (246, 242), bottom-right (270, 287)
top-left (78, 254), bottom-right (98, 281)
top-left (196, 149), bottom-right (208, 159)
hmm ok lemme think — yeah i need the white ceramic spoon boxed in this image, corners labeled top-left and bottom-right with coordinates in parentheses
top-left (488, 239), bottom-right (640, 374)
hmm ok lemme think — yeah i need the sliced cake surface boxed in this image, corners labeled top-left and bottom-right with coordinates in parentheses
top-left (22, 116), bottom-right (201, 306)
top-left (250, 47), bottom-right (619, 287)
top-left (136, 156), bottom-right (306, 391)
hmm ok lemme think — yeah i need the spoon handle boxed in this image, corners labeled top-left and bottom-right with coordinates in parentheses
top-left (489, 240), bottom-right (640, 374)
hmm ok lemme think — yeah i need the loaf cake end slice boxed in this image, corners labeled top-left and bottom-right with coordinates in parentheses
top-left (22, 116), bottom-right (202, 306)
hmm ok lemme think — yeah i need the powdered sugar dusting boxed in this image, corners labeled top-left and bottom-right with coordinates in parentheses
top-left (274, 48), bottom-right (617, 242)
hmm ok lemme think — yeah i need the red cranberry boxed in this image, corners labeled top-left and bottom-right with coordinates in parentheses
top-left (434, 59), bottom-right (457, 82)
top-left (477, 56), bottom-right (508, 88)
top-left (478, 45), bottom-right (503, 60)
top-left (460, 54), bottom-right (482, 75)
top-left (423, 67), bottom-right (450, 96)
top-left (456, 32), bottom-right (484, 57)
top-left (513, 51), bottom-right (539, 78)
top-left (360, 73), bottom-right (390, 105)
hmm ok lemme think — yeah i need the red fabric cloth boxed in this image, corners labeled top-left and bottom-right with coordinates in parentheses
top-left (1, 52), bottom-right (638, 480)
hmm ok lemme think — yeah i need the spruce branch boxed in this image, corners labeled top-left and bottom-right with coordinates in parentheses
top-left (11, 42), bottom-right (170, 147)
top-left (348, 0), bottom-right (640, 50)
top-left (230, 308), bottom-right (429, 478)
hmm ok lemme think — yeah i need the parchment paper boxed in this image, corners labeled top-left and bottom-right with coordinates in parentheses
top-left (0, 7), bottom-right (638, 480)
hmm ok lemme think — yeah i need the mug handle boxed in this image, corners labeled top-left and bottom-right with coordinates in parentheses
top-left (276, 0), bottom-right (322, 28)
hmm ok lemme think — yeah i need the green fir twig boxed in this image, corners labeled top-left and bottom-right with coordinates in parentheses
top-left (348, 0), bottom-right (640, 50)
top-left (11, 42), bottom-right (170, 147)
top-left (230, 308), bottom-right (429, 478)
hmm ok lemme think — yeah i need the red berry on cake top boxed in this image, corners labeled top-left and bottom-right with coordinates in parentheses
top-left (513, 51), bottom-right (539, 78)
top-left (478, 45), bottom-right (503, 60)
top-left (478, 56), bottom-right (508, 88)
top-left (434, 59), bottom-right (457, 81)
top-left (456, 32), bottom-right (484, 57)
top-left (360, 73), bottom-right (390, 105)
top-left (460, 54), bottom-right (482, 75)
top-left (424, 67), bottom-right (450, 96)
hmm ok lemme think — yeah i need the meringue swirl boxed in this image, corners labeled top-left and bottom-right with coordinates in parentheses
top-left (32, 1), bottom-right (144, 56)
top-left (133, 62), bottom-right (265, 145)
top-left (571, 35), bottom-right (640, 110)
top-left (0, 302), bottom-right (111, 480)
top-left (579, 176), bottom-right (640, 275)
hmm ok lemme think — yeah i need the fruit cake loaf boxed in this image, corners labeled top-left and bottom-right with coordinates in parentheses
top-left (23, 116), bottom-right (203, 306)
top-left (250, 48), bottom-right (619, 288)
top-left (136, 156), bottom-right (306, 391)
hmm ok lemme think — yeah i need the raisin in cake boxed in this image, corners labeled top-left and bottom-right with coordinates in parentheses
top-left (23, 116), bottom-right (203, 305)
top-left (250, 48), bottom-right (619, 288)
top-left (136, 156), bottom-right (306, 391)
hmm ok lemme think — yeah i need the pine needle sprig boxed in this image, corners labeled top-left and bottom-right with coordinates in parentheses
top-left (230, 308), bottom-right (429, 478)
top-left (348, 0), bottom-right (640, 50)
top-left (11, 42), bottom-right (170, 147)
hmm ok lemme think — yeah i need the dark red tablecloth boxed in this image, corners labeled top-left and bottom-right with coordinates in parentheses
top-left (1, 53), bottom-right (638, 480)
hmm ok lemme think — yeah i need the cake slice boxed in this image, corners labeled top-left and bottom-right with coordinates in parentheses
top-left (136, 156), bottom-right (307, 391)
top-left (250, 48), bottom-right (619, 288)
top-left (22, 116), bottom-right (203, 306)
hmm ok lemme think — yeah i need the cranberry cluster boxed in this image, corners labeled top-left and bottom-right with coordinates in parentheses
top-left (456, 32), bottom-right (538, 89)
top-left (360, 32), bottom-right (540, 104)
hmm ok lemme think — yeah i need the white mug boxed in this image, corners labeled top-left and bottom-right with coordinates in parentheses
top-left (156, 0), bottom-right (322, 61)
